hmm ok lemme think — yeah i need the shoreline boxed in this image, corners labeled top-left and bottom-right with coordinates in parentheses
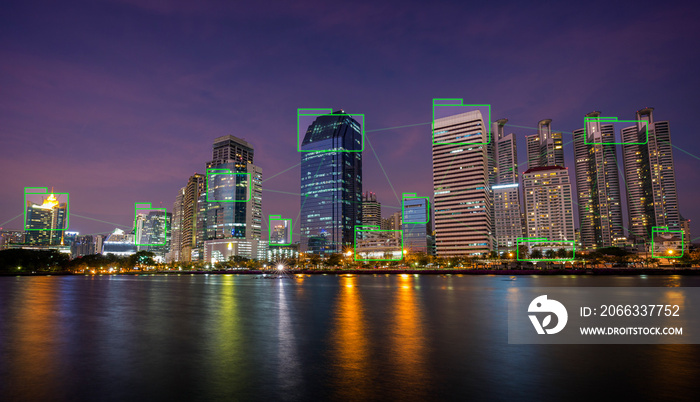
top-left (3, 268), bottom-right (700, 276)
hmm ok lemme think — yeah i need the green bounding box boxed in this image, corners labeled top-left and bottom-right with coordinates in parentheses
top-left (206, 168), bottom-right (251, 202)
top-left (134, 202), bottom-right (168, 247)
top-left (516, 237), bottom-right (575, 262)
top-left (268, 214), bottom-right (293, 246)
top-left (583, 116), bottom-right (649, 145)
top-left (432, 98), bottom-right (491, 146)
top-left (651, 227), bottom-right (684, 258)
top-left (23, 187), bottom-right (70, 231)
top-left (354, 225), bottom-right (404, 262)
top-left (296, 108), bottom-right (365, 153)
top-left (401, 192), bottom-right (430, 224)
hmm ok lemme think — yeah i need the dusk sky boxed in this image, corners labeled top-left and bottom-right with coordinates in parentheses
top-left (2, 0), bottom-right (700, 241)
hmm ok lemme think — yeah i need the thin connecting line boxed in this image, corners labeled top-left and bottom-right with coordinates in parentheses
top-left (366, 136), bottom-right (401, 204)
top-left (366, 122), bottom-right (431, 133)
top-left (72, 213), bottom-right (131, 229)
top-left (263, 162), bottom-right (301, 183)
top-left (0, 213), bottom-right (23, 228)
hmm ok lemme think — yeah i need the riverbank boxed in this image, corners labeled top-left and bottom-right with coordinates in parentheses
top-left (4, 267), bottom-right (700, 276)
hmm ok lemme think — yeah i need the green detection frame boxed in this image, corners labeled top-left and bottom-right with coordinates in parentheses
top-left (516, 237), bottom-right (575, 262)
top-left (134, 202), bottom-right (168, 247)
top-left (432, 99), bottom-right (491, 146)
top-left (354, 225), bottom-right (404, 262)
top-left (297, 108), bottom-right (365, 152)
top-left (583, 116), bottom-right (649, 145)
top-left (23, 187), bottom-right (70, 231)
top-left (205, 168), bottom-right (251, 202)
top-left (651, 226), bottom-right (684, 258)
top-left (268, 214), bottom-right (292, 246)
top-left (401, 192), bottom-right (430, 224)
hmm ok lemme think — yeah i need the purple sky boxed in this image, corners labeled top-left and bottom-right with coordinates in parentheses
top-left (2, 0), bottom-right (700, 242)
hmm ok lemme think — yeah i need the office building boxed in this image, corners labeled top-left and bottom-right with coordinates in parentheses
top-left (206, 135), bottom-right (262, 244)
top-left (525, 119), bottom-right (565, 169)
top-left (204, 238), bottom-right (269, 264)
top-left (621, 108), bottom-right (681, 243)
top-left (135, 209), bottom-right (172, 260)
top-left (300, 110), bottom-right (363, 255)
top-left (102, 228), bottom-right (137, 256)
top-left (432, 109), bottom-right (492, 256)
top-left (24, 192), bottom-right (68, 245)
top-left (270, 219), bottom-right (292, 245)
top-left (402, 197), bottom-right (430, 253)
top-left (573, 112), bottom-right (625, 249)
top-left (523, 166), bottom-right (575, 242)
top-left (489, 118), bottom-right (524, 252)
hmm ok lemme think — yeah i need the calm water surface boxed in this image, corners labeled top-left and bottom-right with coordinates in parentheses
top-left (1, 274), bottom-right (699, 401)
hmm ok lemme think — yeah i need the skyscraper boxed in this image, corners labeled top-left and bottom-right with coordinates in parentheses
top-left (402, 197), bottom-right (431, 253)
top-left (432, 110), bottom-right (492, 256)
top-left (135, 209), bottom-right (172, 258)
top-left (168, 187), bottom-right (185, 262)
top-left (300, 110), bottom-right (363, 255)
top-left (361, 192), bottom-right (381, 227)
top-left (206, 135), bottom-right (262, 241)
top-left (525, 119), bottom-right (565, 169)
top-left (489, 118), bottom-right (524, 252)
top-left (573, 112), bottom-right (625, 249)
top-left (180, 173), bottom-right (205, 261)
top-left (523, 166), bottom-right (575, 242)
top-left (621, 107), bottom-right (681, 244)
top-left (24, 193), bottom-right (68, 245)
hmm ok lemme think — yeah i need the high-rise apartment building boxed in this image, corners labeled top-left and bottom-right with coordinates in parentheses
top-left (621, 107), bottom-right (681, 243)
top-left (523, 166), bottom-right (575, 242)
top-left (168, 187), bottom-right (185, 262)
top-left (432, 110), bottom-right (492, 256)
top-left (180, 173), bottom-right (205, 261)
top-left (381, 211), bottom-right (402, 232)
top-left (525, 119), bottom-right (565, 169)
top-left (361, 192), bottom-right (381, 227)
top-left (573, 112), bottom-right (625, 249)
top-left (489, 118), bottom-right (524, 252)
top-left (24, 193), bottom-right (68, 245)
top-left (300, 110), bottom-right (363, 255)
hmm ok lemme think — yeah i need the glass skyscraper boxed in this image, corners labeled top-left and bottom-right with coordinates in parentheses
top-left (402, 197), bottom-right (430, 253)
top-left (300, 110), bottom-right (363, 255)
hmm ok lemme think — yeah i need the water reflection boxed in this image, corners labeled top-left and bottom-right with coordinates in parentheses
top-left (6, 278), bottom-right (60, 401)
top-left (277, 281), bottom-right (301, 394)
top-left (390, 275), bottom-right (429, 398)
top-left (330, 275), bottom-right (373, 400)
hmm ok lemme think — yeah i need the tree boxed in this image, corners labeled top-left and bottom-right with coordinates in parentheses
top-left (556, 248), bottom-right (568, 258)
top-left (517, 244), bottom-right (529, 259)
top-left (530, 249), bottom-right (543, 259)
top-left (309, 254), bottom-right (322, 269)
top-left (325, 253), bottom-right (342, 267)
top-left (544, 249), bottom-right (556, 259)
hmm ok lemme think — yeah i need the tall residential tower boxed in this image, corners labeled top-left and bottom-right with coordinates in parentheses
top-left (432, 110), bottom-right (492, 256)
top-left (621, 108), bottom-right (681, 243)
top-left (573, 112), bottom-right (625, 249)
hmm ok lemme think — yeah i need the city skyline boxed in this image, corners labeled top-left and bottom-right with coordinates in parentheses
top-left (2, 1), bottom-right (700, 246)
